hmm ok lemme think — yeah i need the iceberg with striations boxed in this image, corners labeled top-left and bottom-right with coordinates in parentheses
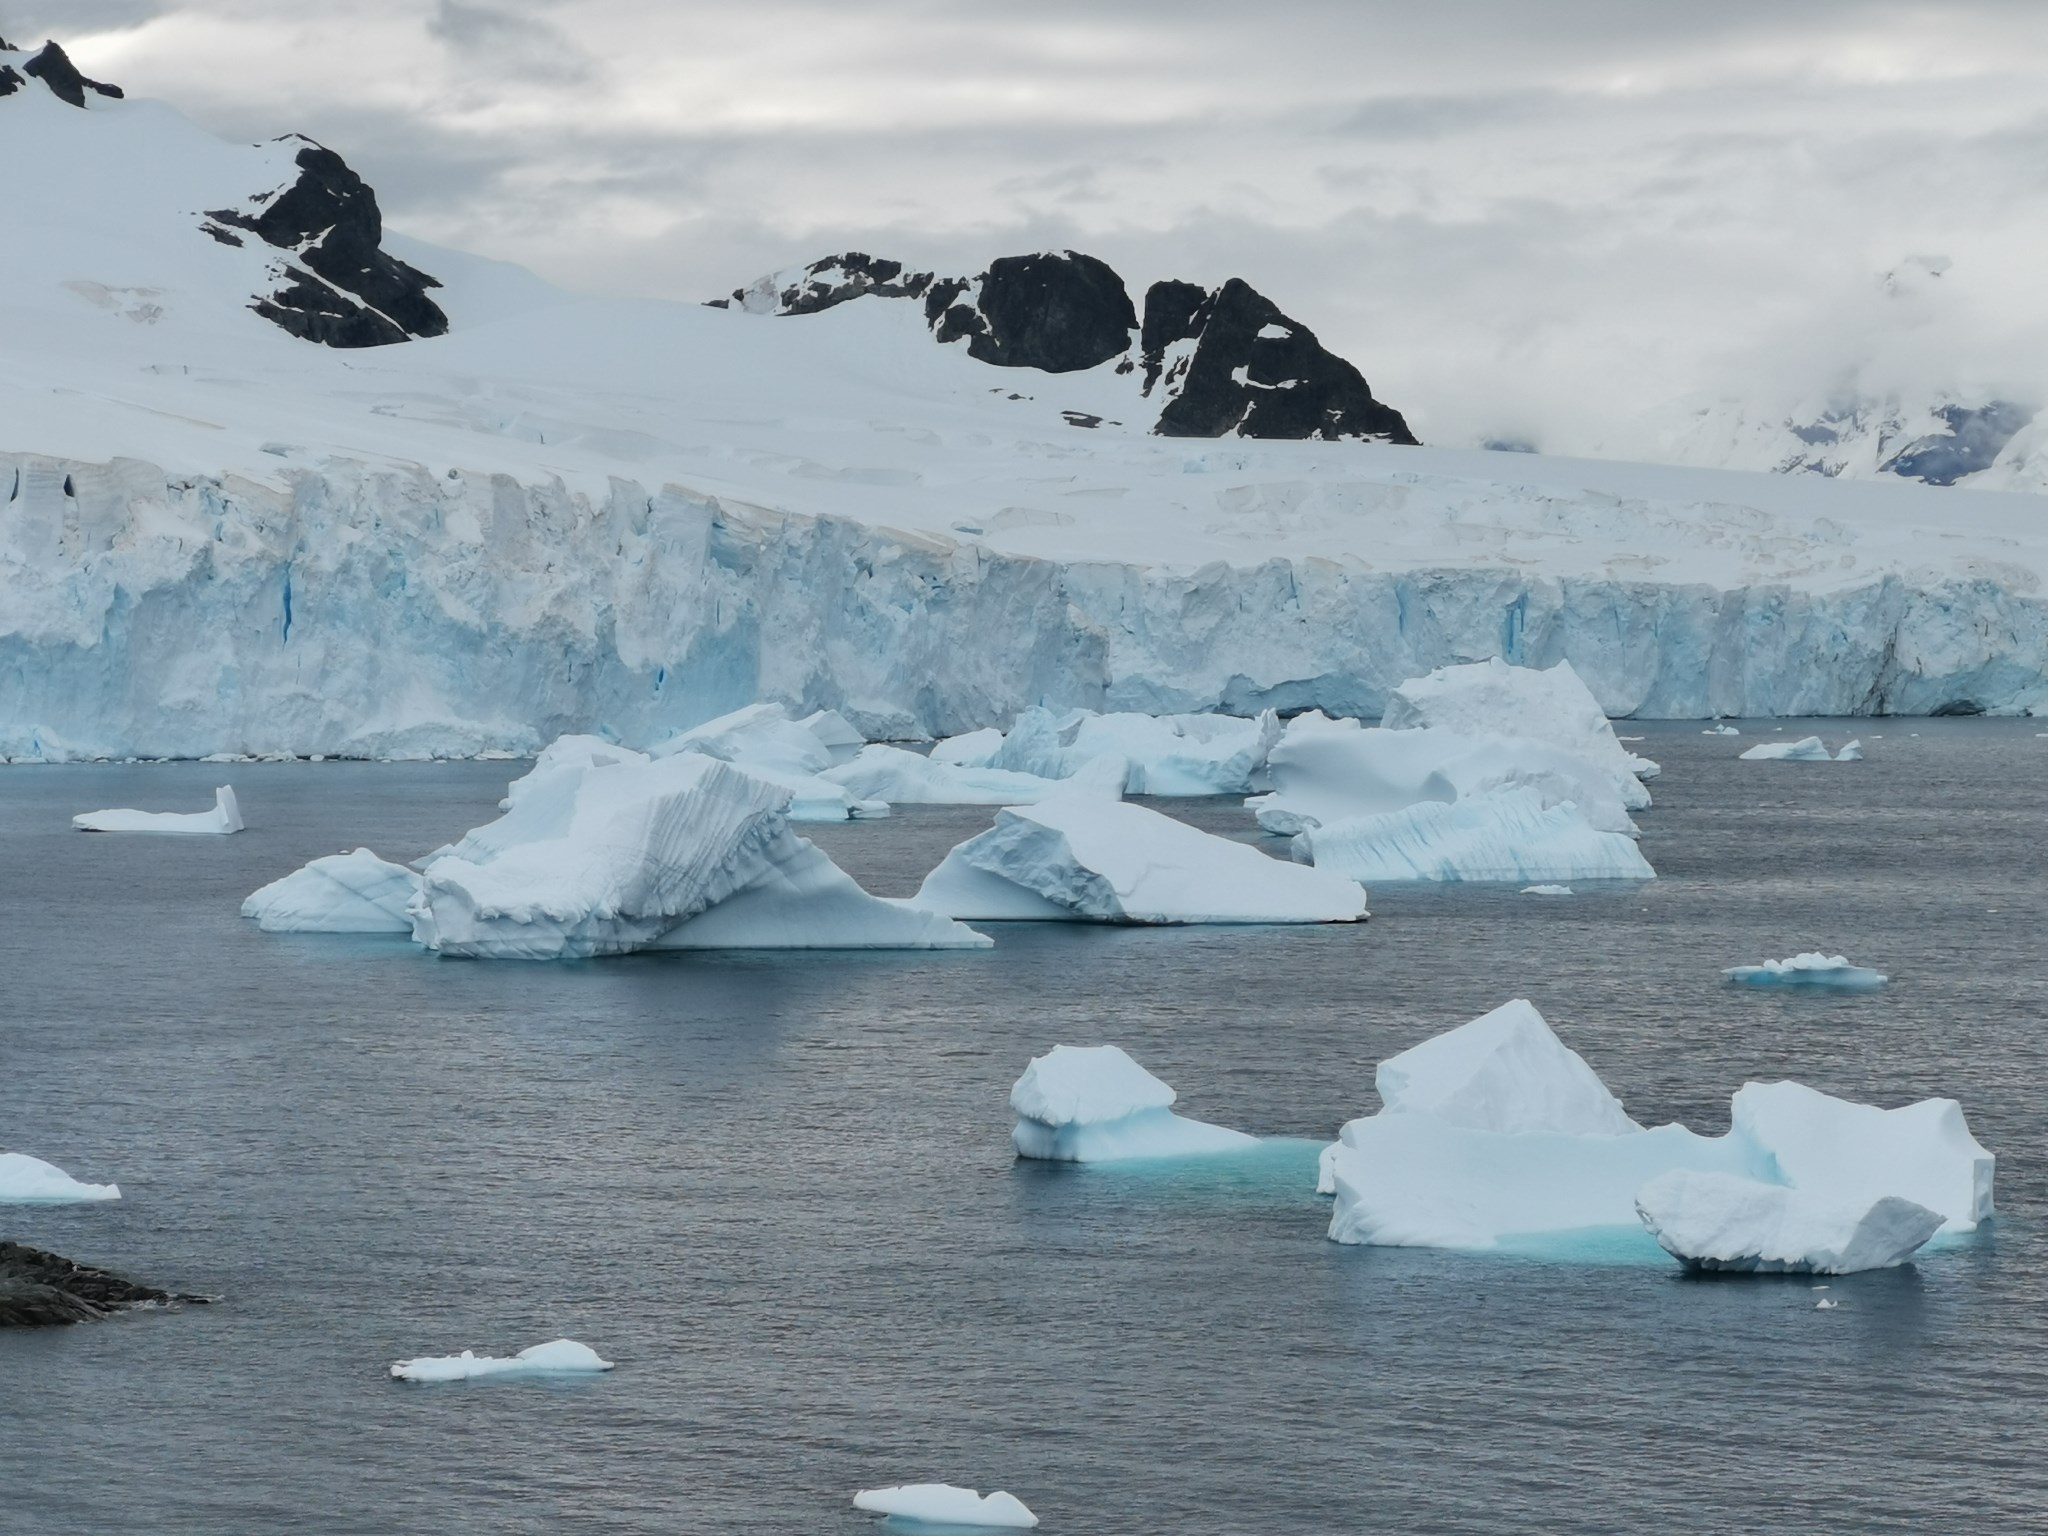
top-left (819, 744), bottom-right (1068, 805)
top-left (1634, 1171), bottom-right (1945, 1274)
top-left (1292, 787), bottom-right (1654, 884)
top-left (1381, 658), bottom-right (1660, 788)
top-left (852, 1484), bottom-right (1038, 1529)
top-left (913, 794), bottom-right (1368, 924)
top-left (1739, 736), bottom-right (1833, 761)
top-left (986, 706), bottom-right (1281, 795)
top-left (1010, 1044), bottom-right (1257, 1162)
top-left (648, 704), bottom-right (887, 821)
top-left (391, 1338), bottom-right (614, 1382)
top-left (0, 1152), bottom-right (121, 1204)
top-left (241, 848), bottom-right (419, 932)
top-left (1724, 953), bottom-right (1886, 990)
top-left (73, 785), bottom-right (243, 834)
top-left (403, 749), bottom-right (987, 958)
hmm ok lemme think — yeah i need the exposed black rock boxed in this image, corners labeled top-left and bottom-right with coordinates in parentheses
top-left (21, 42), bottom-right (122, 108)
top-left (206, 140), bottom-right (448, 348)
top-left (1884, 401), bottom-right (2035, 486)
top-left (0, 65), bottom-right (21, 98)
top-left (0, 1241), bottom-right (204, 1328)
top-left (959, 252), bottom-right (1137, 374)
top-left (711, 252), bottom-right (937, 315)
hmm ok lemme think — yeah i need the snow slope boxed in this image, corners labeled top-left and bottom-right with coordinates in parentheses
top-left (7, 65), bottom-right (2048, 755)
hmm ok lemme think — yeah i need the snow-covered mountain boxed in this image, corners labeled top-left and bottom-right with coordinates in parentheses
top-left (4, 39), bottom-right (2048, 758)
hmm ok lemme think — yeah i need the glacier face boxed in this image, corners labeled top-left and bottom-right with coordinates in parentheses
top-left (7, 450), bottom-right (2048, 759)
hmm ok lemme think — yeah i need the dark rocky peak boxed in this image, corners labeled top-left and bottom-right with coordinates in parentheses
top-left (938, 252), bottom-right (1137, 374)
top-left (14, 41), bottom-right (123, 107)
top-left (712, 252), bottom-right (939, 315)
top-left (204, 138), bottom-right (448, 348)
top-left (1140, 276), bottom-right (1416, 443)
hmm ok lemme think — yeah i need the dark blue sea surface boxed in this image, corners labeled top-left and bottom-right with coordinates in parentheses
top-left (3, 720), bottom-right (2045, 1533)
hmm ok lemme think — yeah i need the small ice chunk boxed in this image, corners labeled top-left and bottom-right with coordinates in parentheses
top-left (1835, 739), bottom-right (1864, 761)
top-left (1374, 998), bottom-right (1641, 1136)
top-left (1703, 724), bottom-right (1741, 736)
top-left (0, 1152), bottom-right (121, 1204)
top-left (1010, 1044), bottom-right (1256, 1161)
top-left (1522, 884), bottom-right (1573, 896)
top-left (1293, 787), bottom-right (1654, 883)
top-left (820, 745), bottom-right (1068, 805)
top-left (73, 785), bottom-right (243, 834)
top-left (1635, 1170), bottom-right (1944, 1274)
top-left (1723, 953), bottom-right (1886, 990)
top-left (1739, 736), bottom-right (1832, 761)
top-left (241, 848), bottom-right (419, 932)
top-left (391, 1338), bottom-right (615, 1382)
top-left (852, 1484), bottom-right (1038, 1529)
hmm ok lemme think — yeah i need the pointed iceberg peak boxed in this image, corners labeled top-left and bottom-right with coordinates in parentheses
top-left (1374, 998), bottom-right (1642, 1137)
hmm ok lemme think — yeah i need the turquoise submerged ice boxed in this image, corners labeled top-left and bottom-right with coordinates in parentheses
top-left (1724, 952), bottom-right (1886, 989)
top-left (1010, 1045), bottom-right (1257, 1162)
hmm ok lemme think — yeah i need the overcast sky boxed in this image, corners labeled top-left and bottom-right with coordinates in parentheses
top-left (21, 0), bottom-right (2048, 446)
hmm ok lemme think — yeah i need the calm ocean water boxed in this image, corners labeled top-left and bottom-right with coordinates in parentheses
top-left (3, 720), bottom-right (2045, 1534)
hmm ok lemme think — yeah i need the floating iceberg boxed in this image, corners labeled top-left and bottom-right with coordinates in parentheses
top-left (852, 1484), bottom-right (1038, 1529)
top-left (1010, 1044), bottom-right (1257, 1161)
top-left (391, 1338), bottom-right (614, 1382)
top-left (648, 704), bottom-right (886, 820)
top-left (913, 796), bottom-right (1367, 924)
top-left (1835, 739), bottom-right (1864, 761)
top-left (797, 709), bottom-right (865, 764)
top-left (1703, 724), bottom-right (1741, 736)
top-left (1292, 788), bottom-right (1654, 884)
top-left (1634, 1171), bottom-right (1945, 1274)
top-left (1375, 999), bottom-right (1642, 1136)
top-left (986, 706), bottom-right (1280, 795)
top-left (1522, 884), bottom-right (1573, 896)
top-left (500, 735), bottom-right (650, 808)
top-left (1248, 718), bottom-right (1644, 835)
top-left (1381, 658), bottom-right (1660, 785)
top-left (1724, 953), bottom-right (1886, 990)
top-left (0, 1153), bottom-right (120, 1205)
top-left (819, 745), bottom-right (1067, 805)
top-left (1738, 736), bottom-right (1832, 761)
top-left (404, 752), bottom-right (987, 958)
top-left (73, 786), bottom-right (243, 834)
top-left (930, 727), bottom-right (1006, 768)
top-left (241, 848), bottom-right (419, 933)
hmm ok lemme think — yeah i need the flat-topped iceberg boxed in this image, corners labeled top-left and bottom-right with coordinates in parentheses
top-left (986, 706), bottom-right (1281, 795)
top-left (241, 848), bottom-right (419, 933)
top-left (1292, 788), bottom-right (1654, 884)
top-left (648, 703), bottom-right (885, 820)
top-left (1011, 1044), bottom-right (1256, 1161)
top-left (852, 1484), bottom-right (1038, 1529)
top-left (391, 1338), bottom-right (614, 1382)
top-left (913, 795), bottom-right (1368, 924)
top-left (0, 1153), bottom-right (120, 1204)
top-left (73, 785), bottom-right (243, 834)
top-left (1523, 884), bottom-right (1573, 896)
top-left (1724, 953), bottom-right (1886, 990)
top-left (1739, 736), bottom-right (1834, 762)
top-left (1635, 1171), bottom-right (1945, 1274)
top-left (1381, 658), bottom-right (1660, 786)
top-left (819, 745), bottom-right (1067, 805)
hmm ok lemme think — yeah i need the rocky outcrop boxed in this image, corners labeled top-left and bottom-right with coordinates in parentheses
top-left (714, 248), bottom-right (1412, 441)
top-left (204, 139), bottom-right (449, 348)
top-left (16, 42), bottom-right (124, 107)
top-left (0, 1241), bottom-right (202, 1327)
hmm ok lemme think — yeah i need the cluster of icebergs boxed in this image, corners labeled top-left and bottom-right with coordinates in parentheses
top-left (1006, 1000), bottom-right (1994, 1277)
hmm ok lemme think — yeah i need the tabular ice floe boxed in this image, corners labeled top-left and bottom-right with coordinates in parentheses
top-left (1724, 953), bottom-right (1887, 990)
top-left (1321, 1000), bottom-right (1994, 1271)
top-left (1635, 1172), bottom-right (1945, 1274)
top-left (1738, 736), bottom-right (1861, 762)
top-left (963, 705), bottom-right (1282, 795)
top-left (1522, 885), bottom-right (1574, 896)
top-left (0, 1152), bottom-right (120, 1204)
top-left (390, 1339), bottom-right (614, 1382)
top-left (1292, 788), bottom-right (1655, 885)
top-left (241, 848), bottom-right (418, 932)
top-left (912, 794), bottom-right (1368, 924)
top-left (1703, 724), bottom-right (1741, 736)
top-left (820, 744), bottom-right (1068, 805)
top-left (1011, 1045), bottom-right (1257, 1161)
top-left (73, 785), bottom-right (243, 834)
top-left (852, 1484), bottom-right (1038, 1530)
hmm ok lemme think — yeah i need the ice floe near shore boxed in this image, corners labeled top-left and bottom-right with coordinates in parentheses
top-left (1292, 788), bottom-right (1654, 884)
top-left (73, 785), bottom-right (242, 834)
top-left (912, 794), bottom-right (1367, 924)
top-left (852, 1484), bottom-right (1038, 1529)
top-left (241, 849), bottom-right (418, 932)
top-left (391, 1339), bottom-right (614, 1382)
top-left (1011, 1045), bottom-right (1257, 1161)
top-left (0, 1153), bottom-right (120, 1204)
top-left (1634, 1172), bottom-right (1945, 1274)
top-left (1724, 953), bottom-right (1887, 989)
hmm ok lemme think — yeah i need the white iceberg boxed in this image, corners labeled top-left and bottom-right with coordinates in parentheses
top-left (648, 704), bottom-right (886, 820)
top-left (241, 848), bottom-right (419, 933)
top-left (1703, 724), bottom-right (1741, 736)
top-left (1380, 658), bottom-right (1660, 784)
top-left (1248, 718), bottom-right (1644, 835)
top-left (1835, 739), bottom-right (1864, 761)
top-left (1522, 884), bottom-right (1573, 896)
top-left (1010, 1044), bottom-right (1257, 1162)
top-left (409, 752), bottom-right (988, 958)
top-left (1292, 788), bottom-right (1654, 884)
top-left (819, 745), bottom-right (1068, 805)
top-left (1724, 953), bottom-right (1886, 990)
top-left (1375, 998), bottom-right (1642, 1137)
top-left (73, 785), bottom-right (243, 834)
top-left (987, 706), bottom-right (1281, 795)
top-left (0, 1152), bottom-right (121, 1204)
top-left (1739, 736), bottom-right (1833, 761)
top-left (390, 1338), bottom-right (614, 1382)
top-left (1634, 1171), bottom-right (1945, 1274)
top-left (797, 708), bottom-right (866, 764)
top-left (929, 727), bottom-right (1006, 768)
top-left (913, 795), bottom-right (1367, 924)
top-left (1731, 1080), bottom-right (1994, 1232)
top-left (852, 1484), bottom-right (1038, 1529)
top-left (500, 735), bottom-right (650, 809)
